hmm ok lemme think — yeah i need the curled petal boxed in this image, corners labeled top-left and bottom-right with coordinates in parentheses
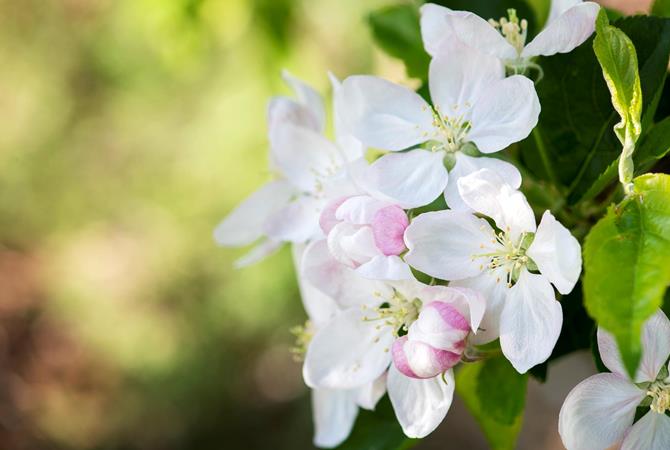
top-left (392, 336), bottom-right (461, 379)
top-left (407, 301), bottom-right (469, 353)
top-left (387, 364), bottom-right (455, 438)
top-left (559, 373), bottom-right (645, 450)
top-left (371, 205), bottom-right (409, 256)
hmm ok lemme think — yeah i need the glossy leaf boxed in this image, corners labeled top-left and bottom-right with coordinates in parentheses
top-left (583, 173), bottom-right (670, 376)
top-left (456, 356), bottom-right (527, 450)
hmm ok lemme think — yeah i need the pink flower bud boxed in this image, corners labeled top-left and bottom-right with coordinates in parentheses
top-left (392, 336), bottom-right (461, 379)
top-left (371, 205), bottom-right (409, 256)
top-left (408, 301), bottom-right (470, 353)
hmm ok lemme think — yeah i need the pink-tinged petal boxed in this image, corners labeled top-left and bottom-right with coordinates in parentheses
top-left (457, 168), bottom-right (536, 241)
top-left (522, 2), bottom-right (600, 58)
top-left (621, 411), bottom-right (670, 450)
top-left (214, 180), bottom-right (295, 247)
top-left (392, 336), bottom-right (460, 379)
top-left (468, 75), bottom-right (540, 154)
top-left (558, 373), bottom-right (645, 450)
top-left (263, 195), bottom-right (323, 243)
top-left (335, 195), bottom-right (389, 225)
top-left (319, 196), bottom-right (349, 234)
top-left (387, 364), bottom-right (455, 438)
top-left (429, 40), bottom-right (504, 116)
top-left (444, 153), bottom-right (521, 211)
top-left (311, 388), bottom-right (358, 448)
top-left (359, 150), bottom-right (449, 209)
top-left (301, 240), bottom-right (390, 309)
top-left (404, 210), bottom-right (496, 281)
top-left (527, 210), bottom-right (582, 295)
top-left (450, 268), bottom-right (510, 344)
top-left (355, 255), bottom-right (414, 281)
top-left (338, 75), bottom-right (434, 151)
top-left (598, 310), bottom-right (670, 383)
top-left (371, 205), bottom-right (409, 256)
top-left (500, 270), bottom-right (562, 373)
top-left (407, 301), bottom-right (469, 353)
top-left (304, 308), bottom-right (394, 390)
top-left (355, 375), bottom-right (387, 411)
top-left (281, 70), bottom-right (326, 133)
top-left (328, 222), bottom-right (380, 267)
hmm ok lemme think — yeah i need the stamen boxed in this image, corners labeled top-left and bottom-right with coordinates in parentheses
top-left (289, 321), bottom-right (314, 361)
top-left (648, 382), bottom-right (670, 414)
top-left (362, 289), bottom-right (422, 337)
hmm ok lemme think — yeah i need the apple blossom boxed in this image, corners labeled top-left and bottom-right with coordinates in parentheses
top-left (214, 72), bottom-right (362, 266)
top-left (559, 310), bottom-right (670, 450)
top-left (404, 168), bottom-right (582, 373)
top-left (338, 39), bottom-right (536, 210)
top-left (291, 244), bottom-right (386, 448)
top-left (421, 0), bottom-right (600, 76)
top-left (299, 243), bottom-right (485, 437)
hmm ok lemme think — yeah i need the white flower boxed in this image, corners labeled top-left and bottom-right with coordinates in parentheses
top-left (292, 244), bottom-right (386, 448)
top-left (421, 0), bottom-right (600, 74)
top-left (339, 39), bottom-right (537, 210)
top-left (404, 168), bottom-right (582, 373)
top-left (214, 72), bottom-right (362, 266)
top-left (559, 310), bottom-right (670, 450)
top-left (299, 243), bottom-right (485, 437)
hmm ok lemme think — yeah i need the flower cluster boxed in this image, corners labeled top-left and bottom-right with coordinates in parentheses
top-left (216, 1), bottom-right (603, 447)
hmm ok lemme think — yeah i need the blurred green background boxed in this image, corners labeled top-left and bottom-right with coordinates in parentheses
top-left (0, 0), bottom-right (403, 448)
top-left (0, 0), bottom-right (651, 449)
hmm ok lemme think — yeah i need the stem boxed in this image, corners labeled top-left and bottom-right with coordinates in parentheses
top-left (532, 127), bottom-right (558, 186)
top-left (619, 129), bottom-right (636, 195)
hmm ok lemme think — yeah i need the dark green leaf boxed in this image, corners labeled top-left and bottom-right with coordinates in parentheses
top-left (583, 173), bottom-right (670, 376)
top-left (368, 5), bottom-right (429, 81)
top-left (336, 395), bottom-right (417, 450)
top-left (653, 0), bottom-right (670, 17)
top-left (518, 16), bottom-right (670, 202)
top-left (635, 116), bottom-right (670, 173)
top-left (456, 356), bottom-right (527, 450)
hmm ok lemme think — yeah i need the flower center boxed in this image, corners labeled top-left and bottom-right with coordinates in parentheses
top-left (362, 289), bottom-right (422, 337)
top-left (289, 320), bottom-right (314, 361)
top-left (648, 381), bottom-right (670, 414)
top-left (489, 9), bottom-right (528, 56)
top-left (473, 228), bottom-right (535, 287)
top-left (425, 104), bottom-right (473, 153)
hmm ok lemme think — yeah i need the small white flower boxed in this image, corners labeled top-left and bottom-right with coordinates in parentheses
top-left (292, 244), bottom-right (386, 448)
top-left (339, 40), bottom-right (537, 210)
top-left (421, 0), bottom-right (600, 74)
top-left (404, 168), bottom-right (582, 373)
top-left (214, 72), bottom-right (363, 266)
top-left (559, 310), bottom-right (670, 450)
top-left (299, 243), bottom-right (485, 438)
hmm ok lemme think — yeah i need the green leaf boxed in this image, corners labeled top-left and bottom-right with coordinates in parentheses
top-left (367, 5), bottom-right (429, 81)
top-left (583, 173), bottom-right (670, 377)
top-left (518, 16), bottom-right (670, 202)
top-left (456, 356), bottom-right (527, 450)
top-left (634, 116), bottom-right (670, 174)
top-left (653, 0), bottom-right (670, 17)
top-left (336, 395), bottom-right (417, 450)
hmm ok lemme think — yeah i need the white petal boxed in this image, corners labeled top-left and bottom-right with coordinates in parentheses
top-left (214, 180), bottom-right (295, 246)
top-left (527, 210), bottom-right (582, 295)
top-left (597, 311), bottom-right (670, 383)
top-left (301, 240), bottom-right (388, 309)
top-left (329, 72), bottom-right (365, 162)
top-left (450, 268), bottom-right (510, 344)
top-left (293, 243), bottom-right (340, 328)
top-left (359, 150), bottom-right (449, 209)
top-left (547, 0), bottom-right (583, 23)
top-left (267, 97), bottom-right (321, 137)
top-left (339, 75), bottom-right (434, 151)
top-left (328, 222), bottom-right (380, 267)
top-left (420, 4), bottom-right (516, 59)
top-left (444, 153), bottom-right (521, 211)
top-left (356, 255), bottom-right (414, 281)
top-left (264, 195), bottom-right (323, 243)
top-left (282, 70), bottom-right (325, 133)
top-left (468, 75), bottom-right (540, 154)
top-left (457, 168), bottom-right (536, 241)
top-left (355, 375), bottom-right (387, 411)
top-left (233, 239), bottom-right (282, 268)
top-left (404, 210), bottom-right (495, 281)
top-left (335, 196), bottom-right (388, 225)
top-left (312, 388), bottom-right (358, 448)
top-left (558, 373), bottom-right (646, 450)
top-left (500, 270), bottom-right (562, 373)
top-left (271, 124), bottom-right (343, 192)
top-left (522, 3), bottom-right (600, 58)
top-left (621, 411), bottom-right (670, 450)
top-left (387, 365), bottom-right (455, 438)
top-left (303, 308), bottom-right (394, 389)
top-left (428, 41), bottom-right (504, 116)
